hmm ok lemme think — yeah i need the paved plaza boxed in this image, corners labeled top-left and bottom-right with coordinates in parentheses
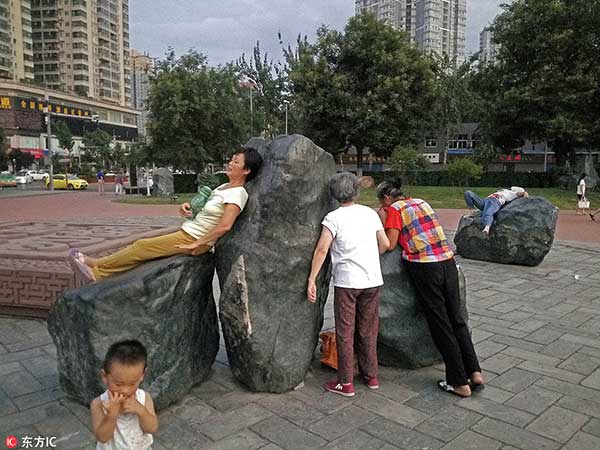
top-left (1, 191), bottom-right (600, 449)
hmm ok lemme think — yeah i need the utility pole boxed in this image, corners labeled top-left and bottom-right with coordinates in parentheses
top-left (43, 102), bottom-right (54, 191)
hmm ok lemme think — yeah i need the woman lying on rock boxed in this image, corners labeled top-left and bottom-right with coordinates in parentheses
top-left (463, 186), bottom-right (529, 234)
top-left (378, 179), bottom-right (484, 397)
top-left (68, 146), bottom-right (263, 283)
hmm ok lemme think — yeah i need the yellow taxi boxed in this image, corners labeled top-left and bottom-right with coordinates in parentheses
top-left (45, 174), bottom-right (89, 190)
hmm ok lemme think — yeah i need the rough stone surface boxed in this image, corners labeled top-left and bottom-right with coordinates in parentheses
top-left (152, 167), bottom-right (174, 196)
top-left (454, 197), bottom-right (558, 266)
top-left (47, 254), bottom-right (219, 410)
top-left (215, 134), bottom-right (335, 392)
top-left (377, 248), bottom-right (469, 368)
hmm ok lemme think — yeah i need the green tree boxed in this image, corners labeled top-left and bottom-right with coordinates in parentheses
top-left (472, 142), bottom-right (499, 172)
top-left (147, 49), bottom-right (249, 172)
top-left (82, 129), bottom-right (112, 166)
top-left (447, 158), bottom-right (483, 186)
top-left (429, 56), bottom-right (483, 165)
top-left (0, 127), bottom-right (7, 170)
top-left (234, 41), bottom-right (292, 137)
top-left (53, 121), bottom-right (74, 154)
top-left (473, 0), bottom-right (600, 165)
top-left (389, 145), bottom-right (431, 185)
top-left (285, 13), bottom-right (437, 175)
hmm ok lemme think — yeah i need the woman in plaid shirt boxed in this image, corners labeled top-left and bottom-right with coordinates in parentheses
top-left (378, 179), bottom-right (484, 397)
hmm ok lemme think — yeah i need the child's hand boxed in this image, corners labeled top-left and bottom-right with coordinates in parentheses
top-left (105, 391), bottom-right (124, 416)
top-left (122, 395), bottom-right (144, 416)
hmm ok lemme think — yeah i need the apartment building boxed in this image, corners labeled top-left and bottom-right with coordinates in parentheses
top-left (129, 48), bottom-right (152, 135)
top-left (355, 0), bottom-right (467, 65)
top-left (0, 0), bottom-right (35, 81)
top-left (479, 26), bottom-right (498, 64)
top-left (27, 0), bottom-right (130, 106)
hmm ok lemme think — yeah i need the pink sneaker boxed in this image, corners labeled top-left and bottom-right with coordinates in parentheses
top-left (362, 376), bottom-right (379, 390)
top-left (324, 380), bottom-right (355, 397)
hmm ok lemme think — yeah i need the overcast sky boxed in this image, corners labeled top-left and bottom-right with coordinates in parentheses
top-left (131, 1), bottom-right (505, 65)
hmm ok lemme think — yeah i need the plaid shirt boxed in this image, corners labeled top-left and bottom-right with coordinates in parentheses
top-left (384, 198), bottom-right (454, 263)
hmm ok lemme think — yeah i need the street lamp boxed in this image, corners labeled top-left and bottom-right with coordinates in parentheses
top-left (282, 100), bottom-right (290, 135)
top-left (239, 75), bottom-right (261, 136)
top-left (42, 105), bottom-right (54, 191)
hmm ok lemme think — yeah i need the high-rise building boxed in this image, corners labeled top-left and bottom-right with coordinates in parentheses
top-left (28, 0), bottom-right (131, 106)
top-left (129, 49), bottom-right (153, 136)
top-left (355, 0), bottom-right (467, 65)
top-left (0, 0), bottom-right (35, 81)
top-left (479, 26), bottom-right (498, 64)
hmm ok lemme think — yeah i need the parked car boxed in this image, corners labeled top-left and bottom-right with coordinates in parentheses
top-left (17, 170), bottom-right (34, 183)
top-left (45, 174), bottom-right (89, 190)
top-left (0, 171), bottom-right (17, 187)
top-left (27, 170), bottom-right (48, 181)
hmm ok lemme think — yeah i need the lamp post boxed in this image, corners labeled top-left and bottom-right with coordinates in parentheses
top-left (239, 75), bottom-right (261, 137)
top-left (283, 100), bottom-right (289, 135)
top-left (43, 105), bottom-right (54, 191)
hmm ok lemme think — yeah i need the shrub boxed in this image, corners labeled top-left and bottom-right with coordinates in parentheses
top-left (447, 159), bottom-right (483, 186)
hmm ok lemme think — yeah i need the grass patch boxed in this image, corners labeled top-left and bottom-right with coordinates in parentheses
top-left (357, 186), bottom-right (598, 211)
top-left (115, 187), bottom-right (598, 211)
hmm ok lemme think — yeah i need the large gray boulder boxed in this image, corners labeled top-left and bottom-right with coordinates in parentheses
top-left (151, 167), bottom-right (174, 196)
top-left (454, 197), bottom-right (558, 266)
top-left (378, 248), bottom-right (468, 368)
top-left (215, 134), bottom-right (335, 392)
top-left (561, 155), bottom-right (600, 191)
top-left (48, 254), bottom-right (219, 411)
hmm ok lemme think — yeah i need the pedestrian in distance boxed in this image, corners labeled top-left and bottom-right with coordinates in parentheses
top-left (90, 340), bottom-right (157, 450)
top-left (307, 172), bottom-right (389, 397)
top-left (97, 168), bottom-right (105, 195)
top-left (576, 173), bottom-right (589, 215)
top-left (115, 170), bottom-right (125, 196)
top-left (463, 186), bottom-right (529, 234)
top-left (378, 178), bottom-right (484, 398)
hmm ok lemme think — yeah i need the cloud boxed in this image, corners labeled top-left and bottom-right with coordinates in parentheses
top-left (131, 0), bottom-right (505, 64)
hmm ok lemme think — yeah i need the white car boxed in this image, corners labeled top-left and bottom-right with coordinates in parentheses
top-left (28, 170), bottom-right (48, 181)
top-left (16, 170), bottom-right (34, 184)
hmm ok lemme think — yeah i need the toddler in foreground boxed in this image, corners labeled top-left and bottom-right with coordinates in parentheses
top-left (91, 340), bottom-right (158, 450)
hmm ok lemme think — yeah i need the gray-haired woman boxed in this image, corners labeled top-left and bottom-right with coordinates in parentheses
top-left (307, 172), bottom-right (390, 397)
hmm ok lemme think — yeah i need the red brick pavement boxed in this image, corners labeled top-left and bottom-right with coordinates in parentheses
top-left (1, 190), bottom-right (599, 243)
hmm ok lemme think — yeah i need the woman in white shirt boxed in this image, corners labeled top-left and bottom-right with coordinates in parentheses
top-left (68, 147), bottom-right (263, 283)
top-left (464, 186), bottom-right (529, 234)
top-left (576, 173), bottom-right (587, 215)
top-left (307, 172), bottom-right (389, 397)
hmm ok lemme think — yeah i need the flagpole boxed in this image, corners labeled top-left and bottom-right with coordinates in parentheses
top-left (250, 87), bottom-right (253, 136)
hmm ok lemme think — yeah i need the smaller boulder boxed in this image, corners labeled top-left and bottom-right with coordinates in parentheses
top-left (152, 168), bottom-right (174, 196)
top-left (377, 248), bottom-right (468, 369)
top-left (454, 197), bottom-right (558, 266)
top-left (358, 176), bottom-right (375, 189)
top-left (48, 254), bottom-right (219, 411)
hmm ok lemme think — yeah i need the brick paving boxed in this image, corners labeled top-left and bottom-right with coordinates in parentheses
top-left (1, 191), bottom-right (600, 449)
top-left (0, 237), bottom-right (599, 449)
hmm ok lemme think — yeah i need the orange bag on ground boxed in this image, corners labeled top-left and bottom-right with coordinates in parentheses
top-left (320, 331), bottom-right (338, 370)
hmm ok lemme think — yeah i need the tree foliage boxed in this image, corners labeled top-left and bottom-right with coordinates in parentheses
top-left (0, 127), bottom-right (7, 170)
top-left (147, 50), bottom-right (249, 172)
top-left (82, 129), bottom-right (112, 166)
top-left (234, 41), bottom-right (292, 137)
top-left (285, 13), bottom-right (437, 173)
top-left (447, 158), bottom-right (483, 186)
top-left (473, 0), bottom-right (600, 165)
top-left (53, 121), bottom-right (74, 153)
top-left (389, 145), bottom-right (431, 184)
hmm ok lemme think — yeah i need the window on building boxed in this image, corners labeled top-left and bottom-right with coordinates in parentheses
top-left (425, 137), bottom-right (437, 147)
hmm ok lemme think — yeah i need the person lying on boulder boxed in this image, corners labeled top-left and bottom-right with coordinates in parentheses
top-left (378, 178), bottom-right (485, 398)
top-left (307, 172), bottom-right (389, 397)
top-left (463, 186), bottom-right (529, 234)
top-left (68, 146), bottom-right (263, 283)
